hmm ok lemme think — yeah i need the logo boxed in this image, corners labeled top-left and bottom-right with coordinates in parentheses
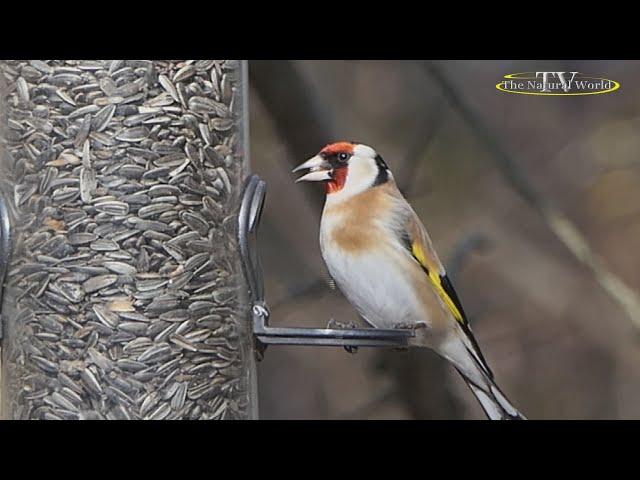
top-left (496, 72), bottom-right (620, 96)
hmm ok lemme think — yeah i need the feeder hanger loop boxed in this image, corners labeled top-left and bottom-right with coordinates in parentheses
top-left (237, 174), bottom-right (415, 355)
top-left (0, 193), bottom-right (10, 341)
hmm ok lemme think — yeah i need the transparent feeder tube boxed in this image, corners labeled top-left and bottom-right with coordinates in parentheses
top-left (0, 60), bottom-right (257, 420)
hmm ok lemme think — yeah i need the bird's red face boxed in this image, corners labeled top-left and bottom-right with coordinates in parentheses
top-left (293, 142), bottom-right (354, 194)
top-left (293, 142), bottom-right (389, 197)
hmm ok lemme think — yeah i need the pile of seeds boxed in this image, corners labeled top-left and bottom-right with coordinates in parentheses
top-left (0, 60), bottom-right (255, 420)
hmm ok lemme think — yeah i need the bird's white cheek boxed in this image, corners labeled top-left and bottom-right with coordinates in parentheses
top-left (346, 161), bottom-right (377, 189)
top-left (326, 159), bottom-right (377, 202)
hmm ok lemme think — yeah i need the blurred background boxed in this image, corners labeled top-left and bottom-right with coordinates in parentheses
top-left (249, 60), bottom-right (640, 419)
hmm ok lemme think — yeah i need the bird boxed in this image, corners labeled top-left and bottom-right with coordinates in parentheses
top-left (293, 141), bottom-right (526, 420)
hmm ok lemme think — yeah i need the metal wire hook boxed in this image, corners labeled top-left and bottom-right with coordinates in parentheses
top-left (238, 174), bottom-right (266, 307)
top-left (0, 192), bottom-right (11, 341)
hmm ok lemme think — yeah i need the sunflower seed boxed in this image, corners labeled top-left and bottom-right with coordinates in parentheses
top-left (181, 211), bottom-right (209, 236)
top-left (94, 200), bottom-right (129, 216)
top-left (138, 203), bottom-right (174, 219)
top-left (16, 77), bottom-right (30, 102)
top-left (146, 402), bottom-right (171, 420)
top-left (158, 74), bottom-right (179, 103)
top-left (93, 304), bottom-right (119, 328)
top-left (188, 96), bottom-right (229, 117)
top-left (81, 368), bottom-right (103, 396)
top-left (83, 275), bottom-right (118, 293)
top-left (80, 167), bottom-right (97, 203)
top-left (115, 126), bottom-right (149, 143)
top-left (92, 104), bottom-right (116, 132)
top-left (90, 239), bottom-right (120, 251)
top-left (173, 65), bottom-right (196, 83)
top-left (103, 261), bottom-right (137, 275)
top-left (29, 60), bottom-right (53, 74)
top-left (68, 104), bottom-right (99, 120)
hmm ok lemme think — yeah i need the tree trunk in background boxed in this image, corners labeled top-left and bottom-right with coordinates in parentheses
top-left (250, 60), bottom-right (336, 211)
top-left (251, 60), bottom-right (464, 419)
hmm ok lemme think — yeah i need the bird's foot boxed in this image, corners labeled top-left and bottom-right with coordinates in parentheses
top-left (254, 339), bottom-right (267, 361)
top-left (326, 318), bottom-right (358, 330)
top-left (395, 321), bottom-right (428, 332)
top-left (326, 319), bottom-right (359, 354)
top-left (392, 322), bottom-right (426, 352)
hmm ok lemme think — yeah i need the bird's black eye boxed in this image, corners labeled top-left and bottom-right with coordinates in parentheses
top-left (338, 152), bottom-right (350, 162)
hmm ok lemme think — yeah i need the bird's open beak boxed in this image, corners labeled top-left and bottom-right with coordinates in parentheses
top-left (292, 155), bottom-right (332, 183)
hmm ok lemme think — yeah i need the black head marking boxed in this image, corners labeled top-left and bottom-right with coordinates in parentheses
top-left (372, 153), bottom-right (389, 187)
top-left (320, 151), bottom-right (351, 168)
top-left (375, 153), bottom-right (389, 170)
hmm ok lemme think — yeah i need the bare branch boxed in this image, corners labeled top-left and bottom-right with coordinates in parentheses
top-left (446, 232), bottom-right (492, 282)
top-left (422, 60), bottom-right (640, 330)
top-left (250, 61), bottom-right (337, 210)
top-left (398, 98), bottom-right (446, 197)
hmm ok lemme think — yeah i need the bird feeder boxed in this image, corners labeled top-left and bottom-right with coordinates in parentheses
top-left (0, 60), bottom-right (257, 420)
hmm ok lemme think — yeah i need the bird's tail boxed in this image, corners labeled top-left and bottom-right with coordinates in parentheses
top-left (461, 372), bottom-right (526, 420)
top-left (439, 334), bottom-right (526, 420)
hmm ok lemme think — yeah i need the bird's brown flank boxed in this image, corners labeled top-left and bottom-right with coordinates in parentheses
top-left (324, 181), bottom-right (398, 254)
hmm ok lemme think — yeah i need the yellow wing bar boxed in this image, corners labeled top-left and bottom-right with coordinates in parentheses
top-left (411, 242), bottom-right (464, 323)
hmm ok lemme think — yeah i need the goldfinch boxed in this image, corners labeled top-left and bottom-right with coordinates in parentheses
top-left (293, 141), bottom-right (526, 420)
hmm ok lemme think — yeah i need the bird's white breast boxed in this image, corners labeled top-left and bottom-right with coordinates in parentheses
top-left (319, 212), bottom-right (428, 330)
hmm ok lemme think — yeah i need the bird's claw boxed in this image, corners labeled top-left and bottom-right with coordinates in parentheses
top-left (396, 321), bottom-right (428, 332)
top-left (326, 319), bottom-right (359, 354)
top-left (326, 318), bottom-right (358, 330)
top-left (391, 322), bottom-right (422, 352)
top-left (254, 340), bottom-right (267, 361)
